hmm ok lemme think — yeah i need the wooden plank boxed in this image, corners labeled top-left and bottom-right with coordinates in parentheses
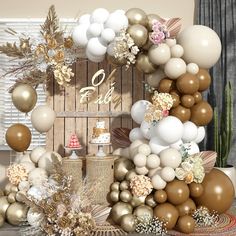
top-left (76, 59), bottom-right (88, 156)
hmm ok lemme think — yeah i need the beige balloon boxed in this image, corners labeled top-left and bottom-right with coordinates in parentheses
top-left (148, 44), bottom-right (171, 65)
top-left (127, 24), bottom-right (148, 47)
top-left (6, 202), bottom-right (28, 226)
top-left (12, 84), bottom-right (37, 113)
top-left (0, 196), bottom-right (10, 218)
top-left (147, 14), bottom-right (162, 31)
top-left (126, 8), bottom-right (148, 26)
top-left (31, 105), bottom-right (56, 133)
top-left (136, 53), bottom-right (157, 74)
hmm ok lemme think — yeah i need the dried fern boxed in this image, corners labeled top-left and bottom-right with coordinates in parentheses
top-left (0, 42), bottom-right (25, 58)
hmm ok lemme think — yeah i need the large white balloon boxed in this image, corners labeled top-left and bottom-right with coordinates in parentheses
top-left (160, 148), bottom-right (182, 168)
top-left (86, 49), bottom-right (105, 62)
top-left (152, 174), bottom-right (166, 190)
top-left (164, 58), bottom-right (186, 79)
top-left (79, 14), bottom-right (91, 24)
top-left (170, 44), bottom-right (184, 58)
top-left (177, 25), bottom-right (222, 69)
top-left (140, 121), bottom-right (155, 140)
top-left (146, 69), bottom-right (166, 87)
top-left (90, 8), bottom-right (110, 23)
top-left (88, 23), bottom-right (103, 37)
top-left (101, 28), bottom-right (115, 43)
top-left (72, 24), bottom-right (89, 47)
top-left (105, 12), bottom-right (128, 33)
top-left (129, 128), bottom-right (144, 142)
top-left (181, 142), bottom-right (200, 155)
top-left (31, 105), bottom-right (56, 133)
top-left (155, 116), bottom-right (184, 144)
top-left (30, 146), bottom-right (46, 164)
top-left (149, 137), bottom-right (169, 155)
top-left (194, 126), bottom-right (206, 143)
top-left (182, 121), bottom-right (198, 142)
top-left (87, 37), bottom-right (107, 56)
top-left (148, 44), bottom-right (171, 65)
top-left (146, 154), bottom-right (160, 169)
top-left (131, 100), bottom-right (151, 124)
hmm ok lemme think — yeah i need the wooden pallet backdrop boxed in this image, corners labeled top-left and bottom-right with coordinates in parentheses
top-left (46, 59), bottom-right (148, 157)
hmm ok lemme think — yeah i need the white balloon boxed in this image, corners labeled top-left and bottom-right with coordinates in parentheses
top-left (87, 37), bottom-right (107, 56)
top-left (129, 139), bottom-right (148, 158)
top-left (170, 139), bottom-right (183, 150)
top-left (148, 44), bottom-right (171, 65)
top-left (101, 28), bottom-right (115, 43)
top-left (182, 121), bottom-right (198, 142)
top-left (27, 208), bottom-right (44, 227)
top-left (107, 42), bottom-right (115, 56)
top-left (86, 49), bottom-right (105, 62)
top-left (160, 148), bottom-right (182, 168)
top-left (129, 128), bottom-right (144, 142)
top-left (18, 153), bottom-right (32, 164)
top-left (165, 38), bottom-right (176, 47)
top-left (30, 146), bottom-right (46, 164)
top-left (181, 142), bottom-right (200, 155)
top-left (148, 167), bottom-right (161, 178)
top-left (161, 167), bottom-right (176, 182)
top-left (131, 100), bottom-right (151, 124)
top-left (79, 14), bottom-right (91, 24)
top-left (114, 9), bottom-right (125, 15)
top-left (164, 58), bottom-right (186, 79)
top-left (146, 154), bottom-right (160, 169)
top-left (20, 162), bottom-right (35, 173)
top-left (155, 116), bottom-right (184, 144)
top-left (194, 126), bottom-right (206, 143)
top-left (27, 186), bottom-right (44, 200)
top-left (31, 105), bottom-right (56, 133)
top-left (178, 25), bottom-right (222, 69)
top-left (170, 44), bottom-right (184, 58)
top-left (72, 24), bottom-right (89, 47)
top-left (90, 8), bottom-right (110, 23)
top-left (28, 168), bottom-right (48, 186)
top-left (133, 153), bottom-right (147, 167)
top-left (105, 12), bottom-right (128, 33)
top-left (186, 63), bottom-right (199, 75)
top-left (88, 23), bottom-right (103, 37)
top-left (18, 180), bottom-right (30, 192)
top-left (152, 174), bottom-right (166, 190)
top-left (149, 137), bottom-right (169, 155)
top-left (138, 144), bottom-right (151, 156)
top-left (135, 166), bottom-right (149, 175)
top-left (140, 121), bottom-right (155, 140)
top-left (146, 69), bottom-right (166, 87)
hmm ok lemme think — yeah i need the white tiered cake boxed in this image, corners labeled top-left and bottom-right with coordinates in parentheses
top-left (91, 121), bottom-right (111, 144)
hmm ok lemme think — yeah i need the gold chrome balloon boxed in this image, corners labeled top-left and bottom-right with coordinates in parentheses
top-left (147, 14), bottom-right (161, 31)
top-left (125, 170), bottom-right (137, 181)
top-left (134, 205), bottom-right (153, 219)
top-left (114, 158), bottom-right (135, 181)
top-left (0, 196), bottom-right (10, 218)
top-left (110, 182), bottom-right (120, 191)
top-left (126, 8), bottom-right (148, 26)
top-left (4, 183), bottom-right (14, 195)
top-left (120, 213), bottom-right (136, 232)
top-left (109, 190), bottom-right (120, 203)
top-left (111, 202), bottom-right (133, 224)
top-left (120, 190), bottom-right (132, 203)
top-left (0, 214), bottom-right (4, 228)
top-left (127, 24), bottom-right (148, 47)
top-left (120, 180), bottom-right (130, 191)
top-left (136, 53), bottom-right (156, 74)
top-left (7, 192), bottom-right (16, 204)
top-left (130, 195), bottom-right (146, 208)
top-left (145, 194), bottom-right (157, 208)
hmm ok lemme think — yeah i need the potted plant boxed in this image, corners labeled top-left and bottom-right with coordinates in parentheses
top-left (213, 81), bottom-right (235, 195)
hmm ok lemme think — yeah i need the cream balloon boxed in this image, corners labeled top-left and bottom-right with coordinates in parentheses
top-left (30, 146), bottom-right (46, 163)
top-left (182, 121), bottom-right (198, 142)
top-left (135, 166), bottom-right (149, 175)
top-left (161, 167), bottom-right (176, 182)
top-left (186, 63), bottom-right (199, 75)
top-left (131, 100), bottom-right (151, 124)
top-left (88, 23), bottom-right (103, 37)
top-left (178, 25), bottom-right (222, 69)
top-left (129, 139), bottom-right (148, 158)
top-left (20, 162), bottom-right (35, 173)
top-left (138, 144), bottom-right (151, 156)
top-left (146, 154), bottom-right (160, 169)
top-left (170, 44), bottom-right (184, 58)
top-left (28, 168), bottom-right (48, 186)
top-left (31, 105), bottom-right (56, 133)
top-left (166, 38), bottom-right (176, 47)
top-left (129, 128), bottom-right (144, 142)
top-left (148, 44), bottom-right (171, 65)
top-left (133, 153), bottom-right (147, 167)
top-left (149, 137), bottom-right (169, 155)
top-left (160, 148), bottom-right (182, 168)
top-left (152, 174), bottom-right (166, 190)
top-left (148, 167), bottom-right (161, 178)
top-left (164, 58), bottom-right (186, 79)
top-left (146, 69), bottom-right (166, 87)
top-left (194, 126), bottom-right (205, 143)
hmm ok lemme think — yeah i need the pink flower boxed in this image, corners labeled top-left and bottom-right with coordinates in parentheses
top-left (162, 110), bottom-right (169, 117)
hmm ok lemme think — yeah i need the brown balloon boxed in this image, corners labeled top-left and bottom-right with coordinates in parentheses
top-left (114, 157), bottom-right (135, 181)
top-left (181, 95), bottom-right (195, 108)
top-left (158, 78), bottom-right (175, 93)
top-left (176, 198), bottom-right (196, 216)
top-left (177, 215), bottom-right (195, 234)
top-left (170, 89), bottom-right (181, 97)
top-left (145, 194), bottom-right (157, 207)
top-left (165, 180), bottom-right (190, 205)
top-left (127, 24), bottom-right (148, 47)
top-left (126, 8), bottom-right (148, 26)
top-left (154, 190), bottom-right (167, 203)
top-left (190, 101), bottom-right (213, 126)
top-left (170, 105), bottom-right (191, 122)
top-left (194, 169), bottom-right (234, 214)
top-left (136, 53), bottom-right (156, 74)
top-left (171, 94), bottom-right (180, 108)
top-left (193, 91), bottom-right (202, 104)
top-left (5, 123), bottom-right (31, 152)
top-left (154, 203), bottom-right (179, 229)
top-left (189, 182), bottom-right (204, 198)
top-left (196, 69), bottom-right (211, 91)
top-left (176, 73), bottom-right (199, 94)
top-left (147, 14), bottom-right (161, 31)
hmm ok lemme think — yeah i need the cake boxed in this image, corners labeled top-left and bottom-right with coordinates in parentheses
top-left (67, 134), bottom-right (81, 148)
top-left (91, 121), bottom-right (111, 144)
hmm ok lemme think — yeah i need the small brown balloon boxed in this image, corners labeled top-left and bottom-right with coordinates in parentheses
top-left (7, 192), bottom-right (16, 204)
top-left (0, 196), bottom-right (10, 218)
top-left (158, 78), bottom-right (175, 93)
top-left (165, 180), bottom-right (190, 205)
top-left (181, 95), bottom-right (195, 108)
top-left (154, 203), bottom-right (179, 229)
top-left (193, 91), bottom-right (202, 103)
top-left (171, 94), bottom-right (180, 108)
top-left (170, 89), bottom-right (181, 97)
top-left (120, 190), bottom-right (132, 203)
top-left (134, 205), bottom-right (153, 219)
top-left (127, 24), bottom-right (148, 47)
top-left (0, 214), bottom-right (4, 228)
top-left (176, 73), bottom-right (199, 94)
top-left (145, 194), bottom-right (157, 207)
top-left (147, 14), bottom-right (161, 31)
top-left (126, 8), bottom-right (148, 26)
top-left (196, 69), bottom-right (211, 91)
top-left (176, 198), bottom-right (196, 216)
top-left (170, 105), bottom-right (191, 122)
top-left (177, 215), bottom-right (195, 234)
top-left (111, 202), bottom-right (133, 224)
top-left (154, 190), bottom-right (167, 203)
top-left (130, 195), bottom-right (146, 207)
top-left (114, 158), bottom-right (135, 181)
top-left (136, 53), bottom-right (157, 74)
top-left (120, 214), bottom-right (136, 232)
top-left (109, 190), bottom-right (120, 203)
top-left (120, 180), bottom-right (130, 191)
top-left (189, 182), bottom-right (204, 198)
top-left (110, 182), bottom-right (120, 191)
top-left (125, 169), bottom-right (137, 181)
top-left (190, 101), bottom-right (213, 126)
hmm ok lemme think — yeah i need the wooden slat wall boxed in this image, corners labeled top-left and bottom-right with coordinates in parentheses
top-left (47, 60), bottom-right (146, 157)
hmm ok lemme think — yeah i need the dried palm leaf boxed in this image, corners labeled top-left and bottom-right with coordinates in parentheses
top-left (0, 42), bottom-right (24, 58)
top-left (112, 128), bottom-right (131, 148)
top-left (91, 205), bottom-right (111, 225)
